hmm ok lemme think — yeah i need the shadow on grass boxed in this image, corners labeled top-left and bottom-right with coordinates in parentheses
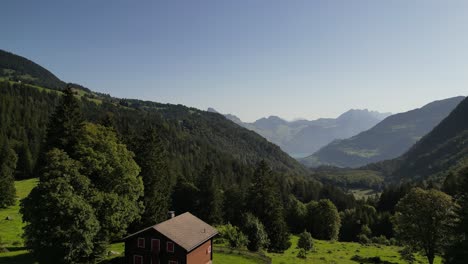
top-left (0, 251), bottom-right (36, 264)
top-left (5, 247), bottom-right (27, 252)
top-left (0, 249), bottom-right (123, 264)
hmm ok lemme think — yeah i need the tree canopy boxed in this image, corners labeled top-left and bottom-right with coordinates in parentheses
top-left (393, 188), bottom-right (457, 264)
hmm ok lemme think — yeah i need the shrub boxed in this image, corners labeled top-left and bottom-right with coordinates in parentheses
top-left (399, 247), bottom-right (416, 264)
top-left (371, 235), bottom-right (390, 245)
top-left (217, 223), bottom-right (248, 249)
top-left (242, 213), bottom-right (270, 251)
top-left (297, 230), bottom-right (314, 251)
top-left (297, 248), bottom-right (307, 259)
top-left (358, 234), bottom-right (371, 245)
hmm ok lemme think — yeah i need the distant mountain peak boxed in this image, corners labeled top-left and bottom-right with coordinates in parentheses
top-left (301, 96), bottom-right (465, 168)
top-left (207, 107), bottom-right (219, 113)
top-left (216, 108), bottom-right (389, 158)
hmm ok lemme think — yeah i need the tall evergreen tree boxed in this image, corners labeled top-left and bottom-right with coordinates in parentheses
top-left (16, 142), bottom-right (34, 179)
top-left (44, 86), bottom-right (83, 154)
top-left (34, 86), bottom-right (83, 177)
top-left (223, 185), bottom-right (246, 226)
top-left (248, 161), bottom-right (291, 252)
top-left (135, 127), bottom-right (172, 227)
top-left (196, 164), bottom-right (223, 225)
top-left (0, 141), bottom-right (17, 208)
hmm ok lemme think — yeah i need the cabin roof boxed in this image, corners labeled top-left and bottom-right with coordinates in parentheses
top-left (124, 212), bottom-right (218, 252)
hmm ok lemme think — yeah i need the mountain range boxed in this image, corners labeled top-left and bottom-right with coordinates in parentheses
top-left (301, 96), bottom-right (465, 168)
top-left (366, 96), bottom-right (468, 183)
top-left (208, 108), bottom-right (391, 158)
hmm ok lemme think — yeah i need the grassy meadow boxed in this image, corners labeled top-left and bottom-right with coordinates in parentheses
top-left (267, 236), bottom-right (440, 264)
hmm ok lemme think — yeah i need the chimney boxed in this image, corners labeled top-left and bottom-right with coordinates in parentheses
top-left (168, 211), bottom-right (175, 219)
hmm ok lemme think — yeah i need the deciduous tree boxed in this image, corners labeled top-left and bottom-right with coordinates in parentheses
top-left (306, 199), bottom-right (341, 240)
top-left (394, 188), bottom-right (457, 264)
top-left (21, 149), bottom-right (99, 263)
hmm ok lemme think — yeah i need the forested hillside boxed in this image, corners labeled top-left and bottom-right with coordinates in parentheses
top-left (0, 81), bottom-right (308, 185)
top-left (302, 96), bottom-right (464, 168)
top-left (368, 96), bottom-right (468, 183)
top-left (0, 50), bottom-right (65, 90)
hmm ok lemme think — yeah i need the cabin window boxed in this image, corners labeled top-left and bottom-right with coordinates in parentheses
top-left (134, 255), bottom-right (143, 264)
top-left (137, 237), bottom-right (145, 248)
top-left (151, 239), bottom-right (160, 251)
top-left (167, 241), bottom-right (174, 252)
top-left (207, 245), bottom-right (211, 254)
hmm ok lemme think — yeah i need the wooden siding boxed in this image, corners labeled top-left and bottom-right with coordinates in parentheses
top-left (125, 229), bottom-right (187, 264)
top-left (186, 240), bottom-right (212, 264)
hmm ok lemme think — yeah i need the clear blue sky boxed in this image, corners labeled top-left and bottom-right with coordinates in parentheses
top-left (2, 0), bottom-right (467, 122)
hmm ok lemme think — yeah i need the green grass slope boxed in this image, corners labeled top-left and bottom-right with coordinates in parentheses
top-left (267, 236), bottom-right (440, 264)
top-left (302, 96), bottom-right (465, 168)
top-left (0, 178), bottom-right (37, 247)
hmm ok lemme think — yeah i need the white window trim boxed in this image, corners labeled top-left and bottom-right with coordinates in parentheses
top-left (207, 245), bottom-right (211, 254)
top-left (167, 241), bottom-right (174, 252)
top-left (151, 238), bottom-right (160, 251)
top-left (134, 255), bottom-right (143, 264)
top-left (137, 237), bottom-right (145, 248)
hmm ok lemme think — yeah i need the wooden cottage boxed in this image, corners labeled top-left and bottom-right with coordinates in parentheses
top-left (124, 212), bottom-right (218, 264)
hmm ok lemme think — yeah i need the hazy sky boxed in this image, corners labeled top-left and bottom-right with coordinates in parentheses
top-left (2, 0), bottom-right (468, 122)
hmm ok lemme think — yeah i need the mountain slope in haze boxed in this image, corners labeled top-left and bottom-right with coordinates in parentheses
top-left (302, 96), bottom-right (465, 168)
top-left (367, 96), bottom-right (468, 182)
top-left (214, 109), bottom-right (391, 158)
top-left (0, 50), bottom-right (308, 183)
top-left (0, 49), bottom-right (65, 90)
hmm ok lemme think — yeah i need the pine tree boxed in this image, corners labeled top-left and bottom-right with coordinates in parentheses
top-left (16, 142), bottom-right (34, 179)
top-left (43, 86), bottom-right (83, 154)
top-left (248, 161), bottom-right (291, 252)
top-left (136, 127), bottom-right (172, 227)
top-left (34, 86), bottom-right (83, 176)
top-left (196, 164), bottom-right (223, 225)
top-left (0, 141), bottom-right (17, 208)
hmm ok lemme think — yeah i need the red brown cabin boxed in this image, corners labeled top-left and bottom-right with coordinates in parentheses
top-left (124, 212), bottom-right (218, 264)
